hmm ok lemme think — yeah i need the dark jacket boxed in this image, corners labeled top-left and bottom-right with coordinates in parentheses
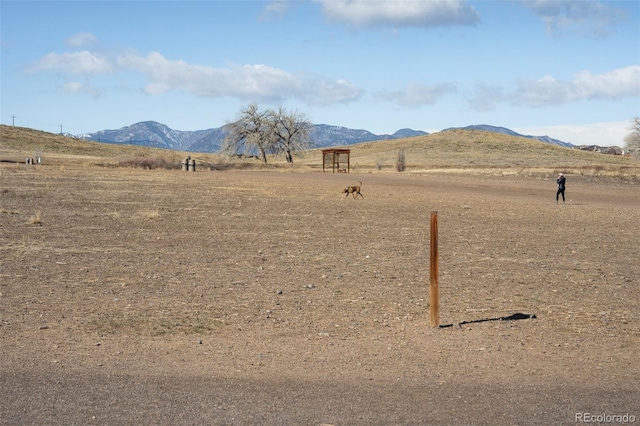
top-left (557, 176), bottom-right (566, 190)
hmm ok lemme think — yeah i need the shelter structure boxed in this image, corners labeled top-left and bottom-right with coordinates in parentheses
top-left (322, 148), bottom-right (351, 173)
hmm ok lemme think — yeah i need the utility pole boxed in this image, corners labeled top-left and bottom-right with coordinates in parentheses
top-left (60, 124), bottom-right (63, 135)
top-left (11, 115), bottom-right (16, 126)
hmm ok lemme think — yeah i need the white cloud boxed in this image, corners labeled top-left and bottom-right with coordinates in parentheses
top-left (375, 82), bottom-right (457, 107)
top-left (573, 67), bottom-right (640, 99)
top-left (116, 51), bottom-right (362, 105)
top-left (65, 32), bottom-right (98, 47)
top-left (520, 0), bottom-right (628, 36)
top-left (315, 0), bottom-right (480, 28)
top-left (26, 47), bottom-right (363, 105)
top-left (468, 66), bottom-right (640, 110)
top-left (116, 51), bottom-right (281, 97)
top-left (513, 120), bottom-right (631, 147)
top-left (260, 1), bottom-right (291, 20)
top-left (299, 75), bottom-right (365, 106)
top-left (28, 51), bottom-right (113, 75)
top-left (58, 81), bottom-right (102, 98)
top-left (512, 66), bottom-right (640, 107)
top-left (466, 83), bottom-right (505, 112)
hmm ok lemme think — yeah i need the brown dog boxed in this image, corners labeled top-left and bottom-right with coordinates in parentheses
top-left (343, 181), bottom-right (363, 199)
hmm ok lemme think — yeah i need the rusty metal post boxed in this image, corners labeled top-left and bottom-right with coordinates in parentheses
top-left (430, 211), bottom-right (439, 327)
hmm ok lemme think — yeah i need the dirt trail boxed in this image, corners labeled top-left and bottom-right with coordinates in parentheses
top-left (1, 166), bottom-right (638, 424)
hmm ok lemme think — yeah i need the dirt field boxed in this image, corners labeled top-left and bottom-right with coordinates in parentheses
top-left (1, 163), bottom-right (639, 425)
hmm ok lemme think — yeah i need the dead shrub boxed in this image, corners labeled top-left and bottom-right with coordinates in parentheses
top-left (28, 211), bottom-right (43, 225)
top-left (137, 209), bottom-right (160, 220)
top-left (117, 155), bottom-right (173, 170)
top-left (396, 148), bottom-right (406, 172)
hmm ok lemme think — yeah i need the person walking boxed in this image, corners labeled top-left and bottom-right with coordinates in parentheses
top-left (556, 172), bottom-right (566, 204)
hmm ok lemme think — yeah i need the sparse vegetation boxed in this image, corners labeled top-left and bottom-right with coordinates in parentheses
top-left (1, 124), bottom-right (638, 176)
top-left (136, 209), bottom-right (160, 220)
top-left (1, 150), bottom-right (638, 423)
top-left (28, 211), bottom-right (42, 225)
top-left (1, 207), bottom-right (19, 214)
top-left (89, 312), bottom-right (224, 336)
top-left (117, 155), bottom-right (172, 169)
top-left (375, 157), bottom-right (385, 171)
top-left (396, 148), bottom-right (406, 172)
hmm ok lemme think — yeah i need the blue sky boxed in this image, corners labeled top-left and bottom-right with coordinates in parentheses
top-left (1, 0), bottom-right (639, 147)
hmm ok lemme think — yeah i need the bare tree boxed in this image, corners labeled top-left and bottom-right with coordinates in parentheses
top-left (624, 116), bottom-right (640, 159)
top-left (221, 103), bottom-right (275, 163)
top-left (269, 106), bottom-right (313, 163)
top-left (221, 104), bottom-right (313, 164)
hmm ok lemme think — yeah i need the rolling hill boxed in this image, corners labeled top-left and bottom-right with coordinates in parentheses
top-left (443, 124), bottom-right (572, 147)
top-left (1, 124), bottom-right (637, 177)
top-left (297, 129), bottom-right (637, 175)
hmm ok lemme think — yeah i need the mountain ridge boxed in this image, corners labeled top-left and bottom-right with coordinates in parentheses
top-left (442, 124), bottom-right (573, 148)
top-left (77, 121), bottom-right (573, 153)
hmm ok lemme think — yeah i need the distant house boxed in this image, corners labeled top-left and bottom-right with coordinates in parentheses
top-left (576, 145), bottom-right (626, 155)
top-left (604, 146), bottom-right (623, 155)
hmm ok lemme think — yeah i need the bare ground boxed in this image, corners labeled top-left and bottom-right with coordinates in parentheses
top-left (1, 164), bottom-right (639, 425)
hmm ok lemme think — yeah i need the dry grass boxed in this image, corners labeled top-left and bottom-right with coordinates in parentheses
top-left (27, 211), bottom-right (42, 225)
top-left (1, 125), bottom-right (156, 158)
top-left (3, 125), bottom-right (638, 177)
top-left (89, 311), bottom-right (225, 336)
top-left (137, 209), bottom-right (160, 220)
top-left (294, 130), bottom-right (639, 176)
top-left (116, 155), bottom-right (172, 169)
